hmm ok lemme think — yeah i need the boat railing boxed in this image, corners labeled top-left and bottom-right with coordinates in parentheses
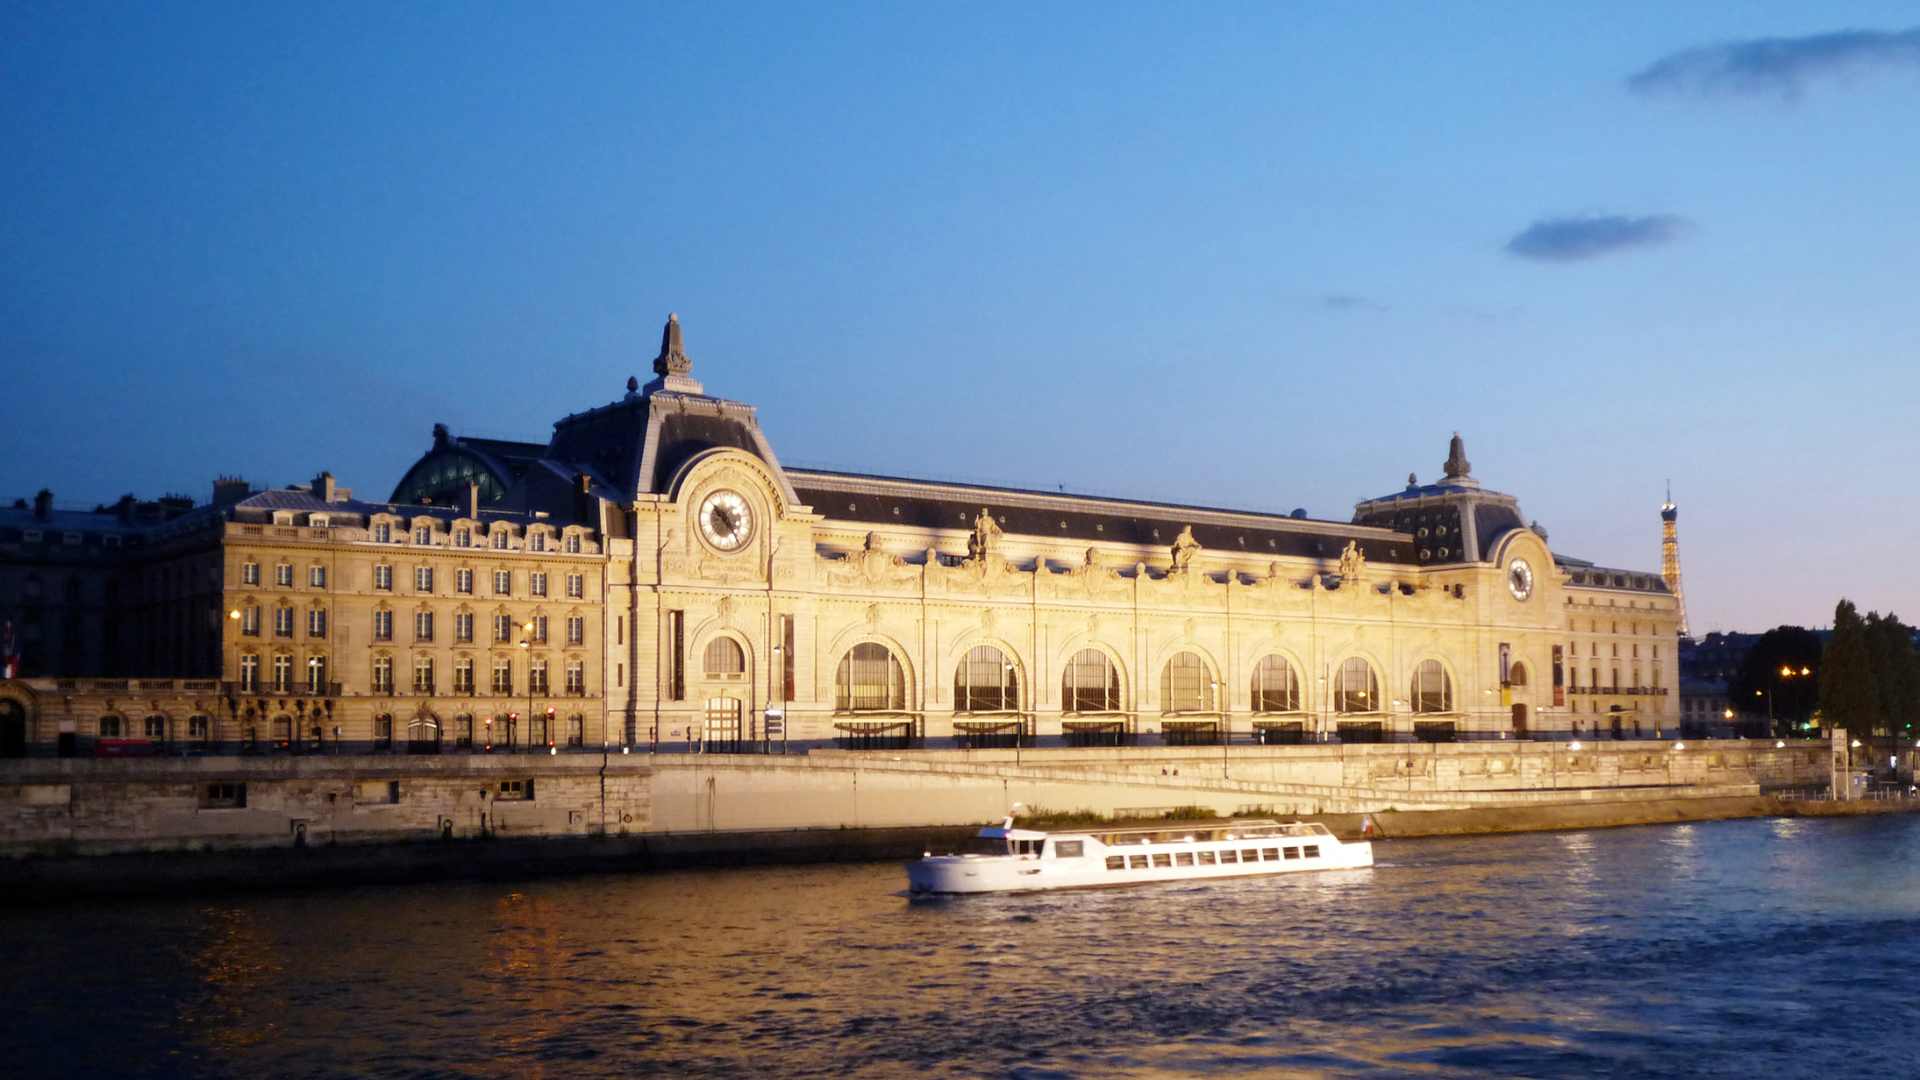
top-left (1077, 819), bottom-right (1333, 845)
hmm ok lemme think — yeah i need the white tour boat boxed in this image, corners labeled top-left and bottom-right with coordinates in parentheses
top-left (906, 811), bottom-right (1373, 895)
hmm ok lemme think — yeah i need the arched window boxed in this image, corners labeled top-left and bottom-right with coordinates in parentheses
top-left (1062, 649), bottom-right (1122, 713)
top-left (98, 715), bottom-right (123, 738)
top-left (955, 645), bottom-right (1019, 712)
top-left (1160, 651), bottom-right (1215, 713)
top-left (836, 643), bottom-right (907, 712)
top-left (1509, 662), bottom-right (1529, 688)
top-left (1251, 656), bottom-right (1301, 713)
top-left (1334, 657), bottom-right (1379, 714)
top-left (703, 637), bottom-right (746, 677)
top-left (1411, 660), bottom-right (1453, 714)
top-left (144, 714), bottom-right (167, 740)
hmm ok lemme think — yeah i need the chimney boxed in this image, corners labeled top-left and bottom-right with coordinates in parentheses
top-left (313, 472), bottom-right (337, 503)
top-left (212, 475), bottom-right (251, 507)
top-left (32, 489), bottom-right (52, 520)
top-left (465, 481), bottom-right (480, 520)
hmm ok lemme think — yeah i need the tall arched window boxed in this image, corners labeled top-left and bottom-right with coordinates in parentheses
top-left (1160, 651), bottom-right (1215, 713)
top-left (836, 643), bottom-right (907, 712)
top-left (1251, 656), bottom-right (1301, 713)
top-left (1508, 662), bottom-right (1529, 688)
top-left (1333, 657), bottom-right (1379, 713)
top-left (1062, 649), bottom-right (1122, 713)
top-left (955, 645), bottom-right (1019, 712)
top-left (704, 637), bottom-right (746, 677)
top-left (1411, 660), bottom-right (1453, 714)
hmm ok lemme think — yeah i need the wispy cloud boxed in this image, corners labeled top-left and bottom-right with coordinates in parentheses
top-left (1320, 293), bottom-right (1387, 313)
top-left (1504, 214), bottom-right (1691, 263)
top-left (1630, 27), bottom-right (1920, 99)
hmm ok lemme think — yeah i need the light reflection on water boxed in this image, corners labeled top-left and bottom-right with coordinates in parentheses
top-left (5, 816), bottom-right (1920, 1078)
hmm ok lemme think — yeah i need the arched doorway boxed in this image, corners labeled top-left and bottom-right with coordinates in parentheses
top-left (407, 714), bottom-right (441, 754)
top-left (0, 699), bottom-right (26, 758)
top-left (1508, 662), bottom-right (1529, 736)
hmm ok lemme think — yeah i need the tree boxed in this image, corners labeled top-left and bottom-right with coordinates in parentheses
top-left (1864, 611), bottom-right (1920, 738)
top-left (1728, 625), bottom-right (1822, 737)
top-left (1819, 599), bottom-right (1879, 742)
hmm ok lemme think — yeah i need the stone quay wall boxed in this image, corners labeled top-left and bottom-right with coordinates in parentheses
top-left (0, 738), bottom-right (1827, 861)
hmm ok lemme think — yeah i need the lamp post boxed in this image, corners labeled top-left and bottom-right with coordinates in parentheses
top-left (1770, 664), bottom-right (1812, 739)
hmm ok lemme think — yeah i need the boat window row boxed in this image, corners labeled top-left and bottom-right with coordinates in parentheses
top-left (833, 642), bottom-right (1456, 716)
top-left (1103, 844), bottom-right (1321, 870)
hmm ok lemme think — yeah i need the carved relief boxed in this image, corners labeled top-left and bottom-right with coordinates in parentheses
top-left (824, 532), bottom-right (920, 590)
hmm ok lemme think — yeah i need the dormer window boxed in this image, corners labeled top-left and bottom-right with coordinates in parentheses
top-left (530, 531), bottom-right (547, 552)
top-left (492, 530), bottom-right (510, 550)
top-left (565, 533), bottom-right (582, 554)
top-left (309, 514), bottom-right (330, 528)
top-left (455, 528), bottom-right (472, 548)
top-left (414, 525), bottom-right (432, 544)
top-left (373, 522), bottom-right (393, 543)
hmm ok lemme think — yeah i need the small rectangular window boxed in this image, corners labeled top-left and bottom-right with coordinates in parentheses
top-left (199, 782), bottom-right (247, 809)
top-left (1054, 840), bottom-right (1084, 858)
top-left (1151, 853), bottom-right (1172, 868)
top-left (1262, 848), bottom-right (1280, 861)
top-left (1303, 845), bottom-right (1320, 858)
top-left (1284, 846), bottom-right (1300, 860)
top-left (1128, 855), bottom-right (1149, 870)
top-left (496, 779), bottom-right (535, 801)
top-left (1174, 852), bottom-right (1194, 866)
top-left (1219, 849), bottom-right (1238, 864)
top-left (1106, 855), bottom-right (1125, 871)
top-left (1198, 851), bottom-right (1216, 865)
top-left (1243, 849), bottom-right (1260, 862)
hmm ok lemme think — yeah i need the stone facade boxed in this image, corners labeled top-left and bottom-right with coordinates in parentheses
top-left (1, 315), bottom-right (1678, 754)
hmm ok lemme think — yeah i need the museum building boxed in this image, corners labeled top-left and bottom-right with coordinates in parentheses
top-left (0, 316), bottom-right (1679, 754)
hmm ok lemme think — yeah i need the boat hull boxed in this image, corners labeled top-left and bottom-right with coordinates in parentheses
top-left (907, 837), bottom-right (1373, 895)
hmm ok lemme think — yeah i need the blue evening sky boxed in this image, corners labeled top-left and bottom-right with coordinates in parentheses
top-left (5, 2), bottom-right (1918, 632)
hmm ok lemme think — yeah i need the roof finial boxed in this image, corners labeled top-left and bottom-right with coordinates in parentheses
top-left (1442, 431), bottom-right (1472, 480)
top-left (625, 375), bottom-right (639, 396)
top-left (653, 312), bottom-right (692, 378)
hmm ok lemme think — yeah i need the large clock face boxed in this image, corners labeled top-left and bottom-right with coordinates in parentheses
top-left (699, 490), bottom-right (754, 552)
top-left (1508, 558), bottom-right (1534, 601)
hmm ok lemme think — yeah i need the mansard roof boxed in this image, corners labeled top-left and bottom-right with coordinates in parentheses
top-left (788, 468), bottom-right (1417, 565)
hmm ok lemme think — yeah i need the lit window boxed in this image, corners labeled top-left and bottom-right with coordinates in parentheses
top-left (1062, 649), bottom-right (1121, 713)
top-left (834, 643), bottom-right (906, 712)
top-left (955, 644), bottom-right (1019, 712)
top-left (1252, 655), bottom-right (1300, 713)
top-left (704, 638), bottom-right (746, 677)
top-left (1160, 652), bottom-right (1214, 713)
top-left (1410, 660), bottom-right (1453, 713)
top-left (1334, 658), bottom-right (1378, 714)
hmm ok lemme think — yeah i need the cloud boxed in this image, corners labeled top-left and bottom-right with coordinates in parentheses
top-left (1629, 27), bottom-right (1920, 98)
top-left (1504, 214), bottom-right (1691, 262)
top-left (1320, 293), bottom-right (1387, 313)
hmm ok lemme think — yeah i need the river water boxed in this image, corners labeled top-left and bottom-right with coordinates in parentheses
top-left (6, 815), bottom-right (1920, 1078)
